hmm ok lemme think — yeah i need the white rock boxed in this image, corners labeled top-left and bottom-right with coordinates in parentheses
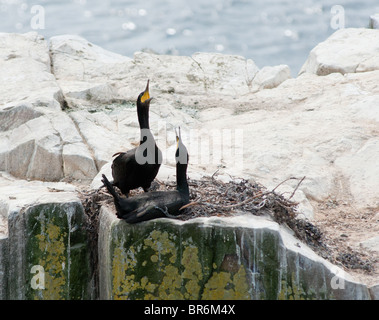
top-left (189, 52), bottom-right (259, 95)
top-left (194, 69), bottom-right (379, 210)
top-left (369, 14), bottom-right (379, 29)
top-left (252, 64), bottom-right (291, 90)
top-left (49, 34), bottom-right (132, 81)
top-left (49, 34), bottom-right (134, 106)
top-left (0, 103), bottom-right (43, 132)
top-left (335, 138), bottom-right (379, 208)
top-left (0, 109), bottom-right (98, 182)
top-left (68, 110), bottom-right (133, 169)
top-left (49, 35), bottom-right (262, 107)
top-left (299, 28), bottom-right (379, 75)
top-left (0, 32), bottom-right (63, 109)
top-left (90, 162), bottom-right (112, 190)
top-left (0, 116), bottom-right (62, 180)
top-left (0, 171), bottom-right (78, 238)
top-left (62, 143), bottom-right (98, 181)
top-left (360, 236), bottom-right (379, 253)
top-left (2, 29), bottom-right (379, 217)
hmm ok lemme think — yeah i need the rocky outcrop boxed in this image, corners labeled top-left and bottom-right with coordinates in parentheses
top-left (0, 33), bottom-right (97, 183)
top-left (1, 27), bottom-right (379, 299)
top-left (0, 173), bottom-right (92, 299)
top-left (98, 206), bottom-right (370, 300)
top-left (370, 14), bottom-right (379, 29)
top-left (299, 28), bottom-right (379, 75)
top-left (3, 30), bottom-right (378, 215)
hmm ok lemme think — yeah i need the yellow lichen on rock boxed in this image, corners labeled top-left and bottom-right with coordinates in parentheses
top-left (158, 265), bottom-right (183, 299)
top-left (34, 222), bottom-right (67, 300)
top-left (111, 227), bottom-right (251, 300)
top-left (181, 246), bottom-right (203, 299)
top-left (202, 266), bottom-right (250, 300)
top-left (112, 243), bottom-right (134, 300)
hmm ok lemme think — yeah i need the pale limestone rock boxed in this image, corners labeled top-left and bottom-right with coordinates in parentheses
top-left (0, 32), bottom-right (63, 109)
top-left (0, 109), bottom-right (97, 182)
top-left (49, 35), bottom-right (264, 107)
top-left (0, 115), bottom-right (62, 181)
top-left (68, 110), bottom-right (134, 170)
top-left (49, 34), bottom-right (133, 106)
top-left (335, 138), bottom-right (379, 208)
top-left (0, 103), bottom-right (43, 132)
top-left (299, 28), bottom-right (379, 76)
top-left (369, 14), bottom-right (379, 29)
top-left (0, 32), bottom-right (99, 182)
top-left (252, 64), bottom-right (291, 90)
top-left (1, 30), bottom-right (375, 214)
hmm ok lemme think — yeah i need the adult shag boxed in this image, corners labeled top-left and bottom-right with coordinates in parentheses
top-left (102, 128), bottom-right (189, 224)
top-left (111, 80), bottom-right (162, 196)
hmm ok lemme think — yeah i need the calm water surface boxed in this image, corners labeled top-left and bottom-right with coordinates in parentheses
top-left (0, 0), bottom-right (378, 75)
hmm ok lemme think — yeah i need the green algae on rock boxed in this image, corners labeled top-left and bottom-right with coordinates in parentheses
top-left (6, 201), bottom-right (91, 300)
top-left (108, 219), bottom-right (251, 300)
top-left (99, 207), bottom-right (371, 300)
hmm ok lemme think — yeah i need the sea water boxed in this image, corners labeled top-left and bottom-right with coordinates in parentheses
top-left (0, 0), bottom-right (377, 75)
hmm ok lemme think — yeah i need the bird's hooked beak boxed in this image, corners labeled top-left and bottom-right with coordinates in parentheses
top-left (175, 127), bottom-right (181, 148)
top-left (175, 127), bottom-right (188, 164)
top-left (141, 79), bottom-right (153, 103)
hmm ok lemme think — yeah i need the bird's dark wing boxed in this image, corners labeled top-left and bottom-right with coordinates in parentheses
top-left (120, 191), bottom-right (187, 224)
top-left (111, 148), bottom-right (139, 194)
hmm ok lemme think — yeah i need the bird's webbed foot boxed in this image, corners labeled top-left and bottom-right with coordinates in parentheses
top-left (154, 206), bottom-right (178, 219)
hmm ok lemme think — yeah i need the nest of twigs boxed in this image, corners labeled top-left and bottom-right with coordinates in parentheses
top-left (175, 174), bottom-right (301, 221)
top-left (81, 173), bottom-right (321, 250)
top-left (165, 174), bottom-right (324, 250)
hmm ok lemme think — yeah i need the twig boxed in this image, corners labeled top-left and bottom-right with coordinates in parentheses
top-left (211, 169), bottom-right (221, 185)
top-left (289, 176), bottom-right (306, 200)
top-left (221, 191), bottom-right (265, 209)
top-left (180, 191), bottom-right (266, 211)
top-left (271, 177), bottom-right (299, 193)
top-left (179, 202), bottom-right (199, 210)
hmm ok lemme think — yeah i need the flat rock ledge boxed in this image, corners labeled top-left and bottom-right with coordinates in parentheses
top-left (1, 27), bottom-right (379, 299)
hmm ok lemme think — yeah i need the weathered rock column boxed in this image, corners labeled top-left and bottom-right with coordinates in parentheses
top-left (0, 236), bottom-right (8, 299)
top-left (0, 175), bottom-right (93, 300)
top-left (6, 201), bottom-right (92, 300)
top-left (98, 207), bottom-right (370, 300)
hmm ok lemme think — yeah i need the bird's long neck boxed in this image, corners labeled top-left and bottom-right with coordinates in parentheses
top-left (137, 104), bottom-right (150, 130)
top-left (137, 103), bottom-right (153, 146)
top-left (176, 162), bottom-right (189, 199)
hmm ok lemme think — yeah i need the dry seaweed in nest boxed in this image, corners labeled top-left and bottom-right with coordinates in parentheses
top-left (336, 252), bottom-right (375, 272)
top-left (175, 174), bottom-right (302, 223)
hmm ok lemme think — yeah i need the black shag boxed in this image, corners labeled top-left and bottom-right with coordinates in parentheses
top-left (102, 128), bottom-right (189, 224)
top-left (111, 80), bottom-right (162, 196)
